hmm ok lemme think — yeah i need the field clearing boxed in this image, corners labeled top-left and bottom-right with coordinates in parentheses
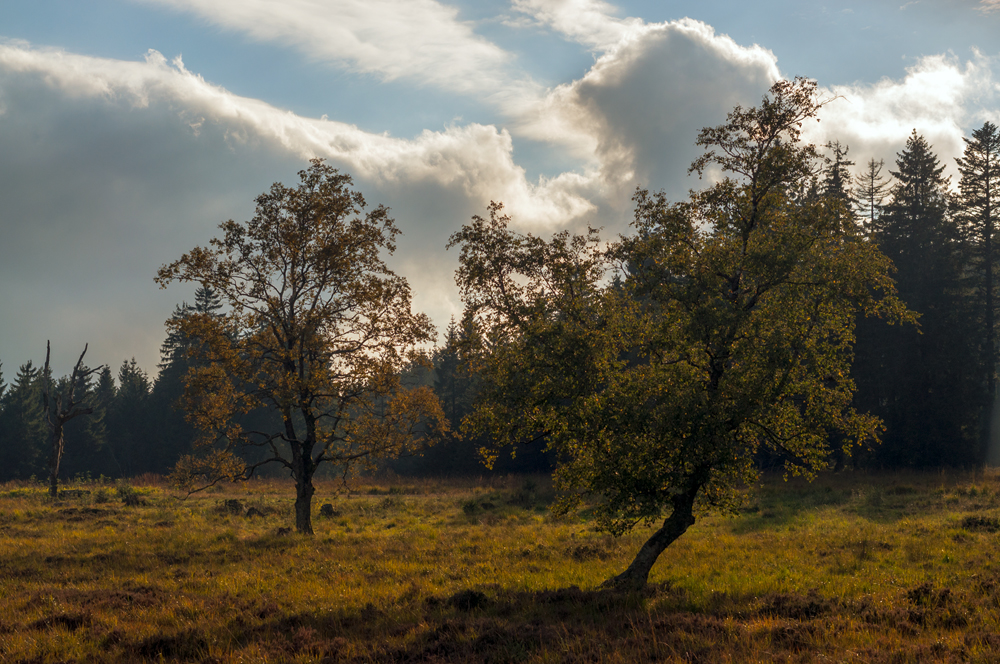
top-left (3, 471), bottom-right (1000, 662)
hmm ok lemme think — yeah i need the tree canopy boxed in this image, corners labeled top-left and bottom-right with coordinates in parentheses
top-left (156, 159), bottom-right (447, 534)
top-left (449, 78), bottom-right (910, 588)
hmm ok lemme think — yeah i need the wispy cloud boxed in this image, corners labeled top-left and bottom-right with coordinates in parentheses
top-left (509, 0), bottom-right (642, 52)
top-left (134, 0), bottom-right (522, 96)
top-left (978, 0), bottom-right (1000, 12)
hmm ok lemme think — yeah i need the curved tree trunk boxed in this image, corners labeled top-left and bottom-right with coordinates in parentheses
top-left (603, 482), bottom-right (701, 590)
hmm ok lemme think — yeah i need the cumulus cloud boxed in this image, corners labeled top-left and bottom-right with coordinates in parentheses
top-left (808, 51), bottom-right (1000, 183)
top-left (0, 43), bottom-right (596, 228)
top-left (0, 41), bottom-right (601, 372)
top-left (134, 0), bottom-right (526, 97)
top-left (3, 5), bottom-right (998, 374)
top-left (0, 18), bottom-right (788, 374)
top-left (125, 0), bottom-right (781, 203)
top-left (512, 18), bottom-right (780, 201)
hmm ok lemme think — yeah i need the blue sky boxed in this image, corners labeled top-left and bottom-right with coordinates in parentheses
top-left (1, 0), bottom-right (998, 376)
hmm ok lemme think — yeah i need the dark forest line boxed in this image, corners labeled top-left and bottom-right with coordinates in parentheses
top-left (0, 121), bottom-right (997, 482)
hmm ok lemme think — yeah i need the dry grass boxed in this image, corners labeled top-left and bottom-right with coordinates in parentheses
top-left (3, 470), bottom-right (1000, 662)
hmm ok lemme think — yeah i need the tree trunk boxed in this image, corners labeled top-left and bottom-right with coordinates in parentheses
top-left (603, 484), bottom-right (700, 590)
top-left (48, 427), bottom-right (65, 499)
top-left (294, 476), bottom-right (315, 534)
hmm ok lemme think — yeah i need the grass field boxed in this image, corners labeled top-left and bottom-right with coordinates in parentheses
top-left (3, 470), bottom-right (1000, 662)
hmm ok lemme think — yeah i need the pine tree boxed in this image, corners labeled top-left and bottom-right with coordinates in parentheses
top-left (955, 122), bottom-right (1000, 450)
top-left (434, 317), bottom-right (467, 432)
top-left (853, 158), bottom-right (891, 233)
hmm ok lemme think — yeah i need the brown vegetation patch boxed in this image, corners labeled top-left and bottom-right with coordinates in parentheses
top-left (27, 612), bottom-right (92, 631)
top-left (756, 591), bottom-right (836, 620)
top-left (448, 589), bottom-right (489, 611)
top-left (55, 507), bottom-right (113, 521)
top-left (961, 515), bottom-right (1000, 532)
top-left (27, 585), bottom-right (166, 613)
top-left (133, 629), bottom-right (211, 660)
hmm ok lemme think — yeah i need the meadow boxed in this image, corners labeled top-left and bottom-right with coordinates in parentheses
top-left (2, 470), bottom-right (1000, 662)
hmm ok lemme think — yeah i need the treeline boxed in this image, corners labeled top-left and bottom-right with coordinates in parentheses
top-left (0, 290), bottom-right (218, 482)
top-left (0, 123), bottom-right (997, 481)
top-left (849, 125), bottom-right (999, 468)
top-left (0, 287), bottom-right (552, 482)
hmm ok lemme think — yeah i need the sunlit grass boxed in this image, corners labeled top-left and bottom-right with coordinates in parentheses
top-left (3, 470), bottom-right (1000, 661)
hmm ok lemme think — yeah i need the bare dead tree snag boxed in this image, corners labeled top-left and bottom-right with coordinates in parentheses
top-left (42, 341), bottom-right (103, 498)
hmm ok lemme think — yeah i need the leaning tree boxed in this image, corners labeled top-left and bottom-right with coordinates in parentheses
top-left (449, 78), bottom-right (910, 589)
top-left (156, 159), bottom-right (447, 534)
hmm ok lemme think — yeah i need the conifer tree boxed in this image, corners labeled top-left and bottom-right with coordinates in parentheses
top-left (855, 130), bottom-right (978, 465)
top-left (149, 287), bottom-right (225, 474)
top-left (105, 359), bottom-right (152, 476)
top-left (58, 360), bottom-right (109, 482)
top-left (822, 140), bottom-right (855, 205)
top-left (955, 122), bottom-right (1000, 443)
top-left (0, 361), bottom-right (47, 479)
top-left (853, 158), bottom-right (891, 232)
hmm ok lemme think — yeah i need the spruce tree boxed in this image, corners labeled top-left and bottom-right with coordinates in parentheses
top-left (822, 141), bottom-right (855, 204)
top-left (856, 130), bottom-right (978, 466)
top-left (955, 122), bottom-right (1000, 457)
top-left (150, 287), bottom-right (225, 474)
top-left (106, 359), bottom-right (152, 477)
top-left (0, 362), bottom-right (47, 480)
top-left (853, 158), bottom-right (891, 233)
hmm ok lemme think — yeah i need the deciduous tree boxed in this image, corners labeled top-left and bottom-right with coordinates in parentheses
top-left (41, 342), bottom-right (103, 497)
top-left (156, 159), bottom-right (447, 534)
top-left (450, 79), bottom-right (909, 589)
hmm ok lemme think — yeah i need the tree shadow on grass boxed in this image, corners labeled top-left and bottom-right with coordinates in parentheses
top-left (16, 580), bottom-right (984, 663)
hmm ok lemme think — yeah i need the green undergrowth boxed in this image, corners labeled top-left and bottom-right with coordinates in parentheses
top-left (3, 471), bottom-right (1000, 662)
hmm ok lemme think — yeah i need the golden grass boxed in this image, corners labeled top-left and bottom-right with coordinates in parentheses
top-left (3, 470), bottom-right (1000, 662)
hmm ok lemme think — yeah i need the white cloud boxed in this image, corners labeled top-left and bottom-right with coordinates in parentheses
top-left (510, 0), bottom-right (643, 52)
top-left (511, 18), bottom-right (781, 198)
top-left (808, 52), bottom-right (1000, 183)
top-left (0, 42), bottom-right (596, 228)
top-left (0, 41), bottom-right (608, 371)
top-left (978, 0), bottom-right (1000, 13)
top-left (134, 0), bottom-right (526, 97)
top-left (3, 9), bottom-right (998, 374)
top-left (124, 0), bottom-right (780, 206)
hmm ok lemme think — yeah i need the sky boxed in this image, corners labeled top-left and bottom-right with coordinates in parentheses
top-left (1, 0), bottom-right (999, 378)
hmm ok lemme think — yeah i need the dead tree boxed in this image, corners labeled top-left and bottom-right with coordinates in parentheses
top-left (42, 341), bottom-right (103, 498)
